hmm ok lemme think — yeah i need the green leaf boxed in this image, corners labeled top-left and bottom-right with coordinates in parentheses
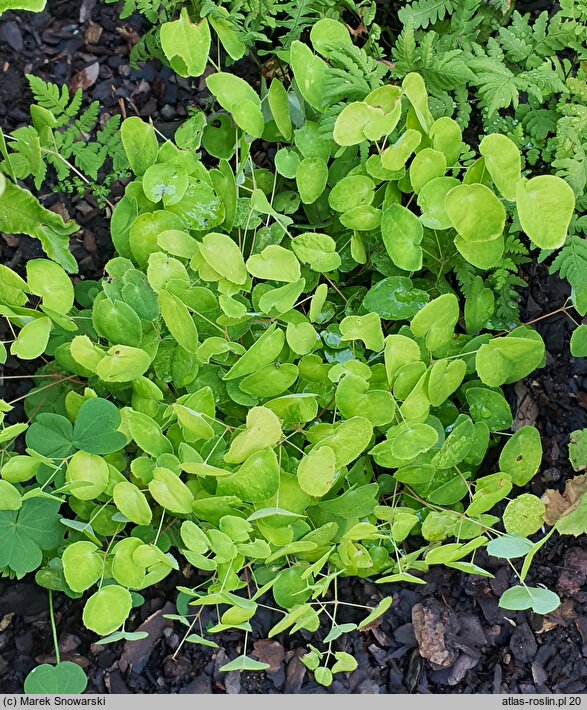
top-left (391, 423), bottom-right (438, 459)
top-left (358, 596), bottom-right (393, 630)
top-left (219, 656), bottom-right (270, 672)
top-left (340, 313), bottom-right (384, 352)
top-left (332, 651), bottom-right (358, 674)
top-left (206, 73), bottom-right (264, 138)
top-left (476, 333), bottom-right (544, 387)
top-left (428, 359), bottom-right (466, 406)
top-left (410, 148), bottom-right (446, 194)
top-left (96, 345), bottom-right (151, 383)
top-left (223, 324), bottom-right (284, 380)
top-left (516, 176), bottom-right (575, 249)
top-left (10, 316), bottom-right (52, 360)
top-left (268, 79), bottom-right (292, 141)
top-left (66, 451), bottom-right (109, 500)
top-left (1, 455), bottom-right (40, 484)
top-left (224, 406), bottom-right (282, 464)
top-left (199, 232), bottom-right (247, 285)
top-left (503, 494), bottom-right (545, 537)
top-left (445, 184), bottom-right (506, 243)
top-left (499, 426), bottom-right (542, 486)
top-left (569, 429), bottom-right (587, 472)
top-left (62, 541), bottom-right (103, 592)
top-left (160, 9), bottom-right (210, 78)
top-left (73, 398), bottom-right (126, 455)
top-left (26, 259), bottom-right (74, 314)
top-left (159, 289), bottom-right (199, 353)
top-left (487, 535), bottom-right (534, 560)
top-left (329, 175), bottom-right (374, 213)
top-left (410, 293), bottom-right (459, 351)
top-left (83, 585), bottom-right (133, 636)
top-left (402, 73), bottom-right (433, 132)
top-left (479, 134), bottom-right (521, 201)
top-left (315, 667), bottom-right (333, 687)
top-left (247, 245), bottom-right (301, 283)
top-left (381, 129), bottom-right (421, 171)
top-left (381, 204), bottom-right (423, 271)
top-left (0, 181), bottom-right (78, 273)
top-left (0, 480), bottom-right (21, 511)
top-left (296, 157), bottom-right (328, 204)
top-left (24, 663), bottom-right (87, 695)
top-left (0, 498), bottom-right (62, 577)
top-left (113, 481), bottom-right (152, 525)
top-left (297, 445), bottom-right (337, 498)
top-left (335, 374), bottom-right (395, 426)
top-left (499, 585), bottom-right (560, 615)
top-left (466, 387), bottom-right (513, 432)
top-left (291, 233), bottom-right (340, 273)
top-left (429, 117), bottom-right (462, 165)
top-left (417, 177), bottom-right (459, 230)
top-left (148, 467), bottom-right (194, 514)
top-left (364, 277), bottom-right (428, 321)
top-left (290, 41), bottom-right (327, 111)
top-left (142, 163), bottom-right (188, 205)
top-left (570, 325), bottom-right (587, 358)
top-left (92, 297), bottom-right (142, 347)
top-left (120, 117), bottom-right (158, 177)
top-left (218, 448), bottom-right (280, 502)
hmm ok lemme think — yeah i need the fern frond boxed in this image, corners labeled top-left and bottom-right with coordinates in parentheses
top-left (549, 236), bottom-right (587, 292)
top-left (397, 0), bottom-right (456, 30)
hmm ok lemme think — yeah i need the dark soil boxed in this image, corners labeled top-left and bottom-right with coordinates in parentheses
top-left (1, 0), bottom-right (586, 696)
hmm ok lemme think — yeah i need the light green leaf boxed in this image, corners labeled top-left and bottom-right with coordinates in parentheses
top-left (297, 446), bottom-right (337, 497)
top-left (479, 134), bottom-right (521, 201)
top-left (83, 586), bottom-right (133, 636)
top-left (499, 426), bottom-right (542, 486)
top-left (62, 541), bottom-right (102, 592)
top-left (206, 72), bottom-right (264, 138)
top-left (10, 317), bottom-right (52, 360)
top-left (381, 203), bottom-right (423, 271)
top-left (159, 289), bottom-right (198, 353)
top-left (218, 447), bottom-right (280, 502)
top-left (160, 9), bottom-right (210, 78)
top-left (503, 494), bottom-right (545, 537)
top-left (26, 259), bottom-right (74, 314)
top-left (224, 406), bottom-right (282, 464)
top-left (246, 245), bottom-right (301, 283)
top-left (148, 467), bottom-right (194, 514)
top-left (296, 157), bottom-right (328, 204)
top-left (120, 117), bottom-right (158, 177)
top-left (445, 184), bottom-right (506, 243)
top-left (113, 481), bottom-right (152, 525)
top-left (291, 233), bottom-right (340, 272)
top-left (516, 176), bottom-right (575, 249)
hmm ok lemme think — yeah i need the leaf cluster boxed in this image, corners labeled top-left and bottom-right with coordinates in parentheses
top-left (0, 28), bottom-right (574, 679)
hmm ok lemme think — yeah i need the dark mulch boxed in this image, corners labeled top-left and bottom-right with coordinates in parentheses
top-left (1, 0), bottom-right (586, 696)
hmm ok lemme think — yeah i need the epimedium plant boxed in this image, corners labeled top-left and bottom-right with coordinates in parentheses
top-left (0, 27), bottom-right (581, 690)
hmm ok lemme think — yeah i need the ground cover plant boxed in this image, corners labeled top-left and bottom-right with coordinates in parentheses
top-left (0, 16), bottom-right (585, 692)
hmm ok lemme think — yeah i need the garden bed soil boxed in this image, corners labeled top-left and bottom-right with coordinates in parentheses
top-left (1, 0), bottom-right (586, 695)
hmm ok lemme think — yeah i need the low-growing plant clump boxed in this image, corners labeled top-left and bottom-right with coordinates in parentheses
top-left (0, 1), bottom-right (586, 696)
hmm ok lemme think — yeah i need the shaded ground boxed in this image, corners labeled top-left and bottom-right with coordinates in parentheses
top-left (1, 0), bottom-right (586, 695)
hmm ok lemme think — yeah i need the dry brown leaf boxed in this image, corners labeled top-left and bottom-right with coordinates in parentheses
top-left (70, 62), bottom-right (99, 92)
top-left (541, 473), bottom-right (587, 525)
